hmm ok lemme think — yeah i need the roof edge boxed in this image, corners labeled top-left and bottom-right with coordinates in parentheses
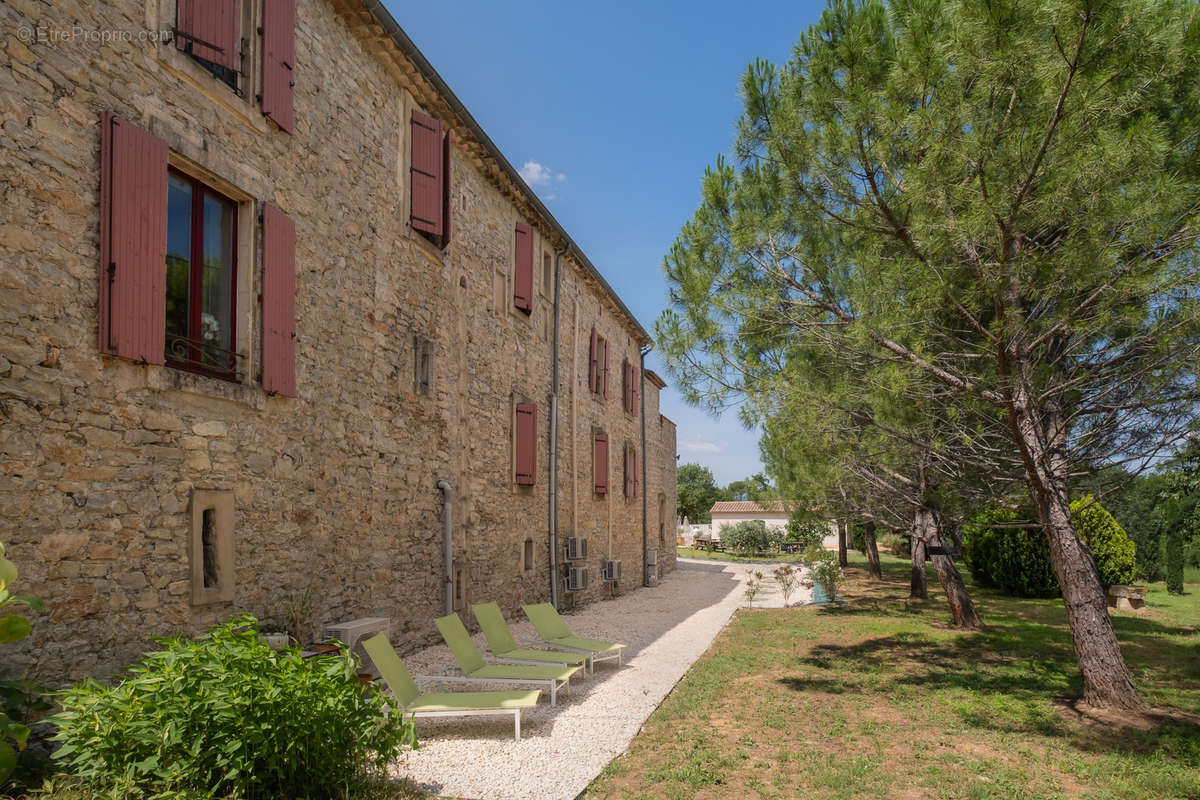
top-left (358, 0), bottom-right (651, 344)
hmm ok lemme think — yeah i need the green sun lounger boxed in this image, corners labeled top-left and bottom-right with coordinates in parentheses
top-left (522, 603), bottom-right (626, 667)
top-left (435, 613), bottom-right (581, 706)
top-left (362, 633), bottom-right (540, 740)
top-left (472, 602), bottom-right (593, 673)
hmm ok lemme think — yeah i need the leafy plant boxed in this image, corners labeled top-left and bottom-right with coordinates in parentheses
top-left (50, 615), bottom-right (415, 799)
top-left (772, 565), bottom-right (801, 606)
top-left (784, 512), bottom-right (825, 549)
top-left (0, 540), bottom-right (44, 785)
top-left (743, 571), bottom-right (765, 607)
top-left (281, 587), bottom-right (316, 646)
top-left (721, 521), bottom-right (783, 556)
top-left (807, 549), bottom-right (844, 601)
top-left (964, 499), bottom-right (1137, 597)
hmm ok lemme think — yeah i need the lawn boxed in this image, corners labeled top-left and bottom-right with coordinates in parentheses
top-left (583, 552), bottom-right (1200, 800)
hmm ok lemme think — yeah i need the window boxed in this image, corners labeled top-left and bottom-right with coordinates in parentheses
top-left (190, 489), bottom-right (235, 604)
top-left (411, 109), bottom-right (452, 249)
top-left (166, 170), bottom-right (239, 380)
top-left (176, 0), bottom-right (242, 91)
top-left (513, 223), bottom-right (533, 313)
top-left (542, 252), bottom-right (553, 297)
top-left (523, 538), bottom-right (534, 572)
top-left (100, 112), bottom-right (297, 396)
top-left (413, 335), bottom-right (433, 395)
top-left (593, 432), bottom-right (609, 495)
top-left (588, 328), bottom-right (609, 399)
top-left (515, 402), bottom-right (537, 485)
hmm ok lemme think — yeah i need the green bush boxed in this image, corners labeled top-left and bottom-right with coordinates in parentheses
top-left (720, 520), bottom-right (783, 555)
top-left (50, 615), bottom-right (414, 800)
top-left (784, 511), bottom-right (825, 549)
top-left (1071, 495), bottom-right (1137, 587)
top-left (0, 540), bottom-right (45, 789)
top-left (963, 499), bottom-right (1137, 597)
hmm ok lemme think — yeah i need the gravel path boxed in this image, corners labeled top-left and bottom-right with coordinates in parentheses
top-left (391, 558), bottom-right (812, 799)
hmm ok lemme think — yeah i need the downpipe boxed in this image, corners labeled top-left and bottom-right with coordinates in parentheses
top-left (640, 344), bottom-right (652, 586)
top-left (437, 479), bottom-right (454, 615)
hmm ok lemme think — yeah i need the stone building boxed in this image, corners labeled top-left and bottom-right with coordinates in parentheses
top-left (0, 0), bottom-right (677, 683)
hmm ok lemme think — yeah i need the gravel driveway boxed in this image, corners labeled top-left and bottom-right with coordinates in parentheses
top-left (392, 558), bottom-right (812, 799)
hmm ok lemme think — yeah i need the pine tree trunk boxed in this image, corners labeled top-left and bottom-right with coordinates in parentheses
top-left (1009, 394), bottom-right (1145, 709)
top-left (838, 520), bottom-right (848, 567)
top-left (915, 505), bottom-right (981, 629)
top-left (863, 520), bottom-right (883, 581)
top-left (909, 536), bottom-right (927, 599)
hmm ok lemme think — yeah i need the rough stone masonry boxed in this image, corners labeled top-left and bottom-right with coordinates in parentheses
top-left (0, 0), bottom-right (676, 683)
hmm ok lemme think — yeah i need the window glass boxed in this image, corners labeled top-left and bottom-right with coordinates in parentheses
top-left (166, 174), bottom-right (192, 354)
top-left (202, 192), bottom-right (236, 358)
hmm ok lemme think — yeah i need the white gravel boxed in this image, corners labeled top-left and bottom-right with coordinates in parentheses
top-left (391, 558), bottom-right (812, 800)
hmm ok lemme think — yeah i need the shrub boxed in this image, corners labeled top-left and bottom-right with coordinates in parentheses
top-left (807, 549), bottom-right (844, 600)
top-left (721, 520), bottom-right (783, 555)
top-left (963, 499), bottom-right (1137, 597)
top-left (784, 511), bottom-right (826, 549)
top-left (0, 540), bottom-right (45, 788)
top-left (50, 615), bottom-right (415, 800)
top-left (1071, 495), bottom-right (1137, 587)
top-left (878, 531), bottom-right (910, 558)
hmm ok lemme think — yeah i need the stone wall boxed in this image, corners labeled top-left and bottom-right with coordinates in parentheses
top-left (0, 0), bottom-right (676, 683)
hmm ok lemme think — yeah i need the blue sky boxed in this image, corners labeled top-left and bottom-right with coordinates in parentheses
top-left (384, 0), bottom-right (829, 486)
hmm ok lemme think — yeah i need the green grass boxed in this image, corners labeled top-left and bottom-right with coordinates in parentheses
top-left (678, 546), bottom-right (810, 564)
top-left (584, 551), bottom-right (1200, 800)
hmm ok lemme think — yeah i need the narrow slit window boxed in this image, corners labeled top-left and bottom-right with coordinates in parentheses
top-left (201, 508), bottom-right (218, 587)
top-left (524, 538), bottom-right (534, 572)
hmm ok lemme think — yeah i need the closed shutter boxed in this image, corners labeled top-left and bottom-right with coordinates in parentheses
top-left (593, 433), bottom-right (608, 494)
top-left (176, 0), bottom-right (241, 70)
top-left (632, 446), bottom-right (639, 498)
top-left (623, 444), bottom-right (631, 498)
top-left (588, 327), bottom-right (598, 393)
top-left (513, 222), bottom-right (533, 312)
top-left (262, 204), bottom-right (296, 396)
top-left (515, 402), bottom-right (537, 485)
top-left (99, 111), bottom-right (168, 365)
top-left (410, 110), bottom-right (444, 236)
top-left (261, 0), bottom-right (295, 132)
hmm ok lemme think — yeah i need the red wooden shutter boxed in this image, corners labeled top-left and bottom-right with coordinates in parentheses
top-left (99, 111), bottom-right (168, 365)
top-left (411, 110), bottom-right (443, 236)
top-left (514, 223), bottom-right (533, 312)
top-left (261, 0), bottom-right (295, 133)
top-left (623, 444), bottom-right (631, 498)
top-left (515, 402), bottom-right (537, 485)
top-left (602, 338), bottom-right (610, 399)
top-left (632, 447), bottom-right (639, 498)
top-left (632, 362), bottom-right (639, 416)
top-left (593, 433), bottom-right (608, 494)
top-left (441, 130), bottom-right (452, 246)
top-left (588, 327), bottom-right (598, 393)
top-left (262, 203), bottom-right (296, 396)
top-left (176, 0), bottom-right (240, 71)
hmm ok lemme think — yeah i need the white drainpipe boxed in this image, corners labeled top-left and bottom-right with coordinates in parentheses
top-left (437, 479), bottom-right (454, 615)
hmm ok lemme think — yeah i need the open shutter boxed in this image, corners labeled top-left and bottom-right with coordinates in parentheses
top-left (593, 433), bottom-right (608, 494)
top-left (632, 446), bottom-right (639, 498)
top-left (410, 110), bottom-right (443, 236)
top-left (176, 0), bottom-right (240, 71)
top-left (602, 338), bottom-right (610, 399)
top-left (513, 223), bottom-right (533, 312)
top-left (632, 362), bottom-right (639, 416)
top-left (99, 111), bottom-right (168, 365)
top-left (261, 0), bottom-right (295, 132)
top-left (588, 327), bottom-right (598, 393)
top-left (515, 402), bottom-right (537, 485)
top-left (623, 444), bottom-right (631, 498)
top-left (441, 130), bottom-right (452, 246)
top-left (262, 204), bottom-right (296, 396)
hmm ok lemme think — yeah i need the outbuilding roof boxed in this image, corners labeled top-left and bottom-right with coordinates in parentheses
top-left (709, 501), bottom-right (795, 515)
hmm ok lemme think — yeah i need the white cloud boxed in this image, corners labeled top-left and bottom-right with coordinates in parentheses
top-left (679, 438), bottom-right (722, 454)
top-left (518, 160), bottom-right (567, 189)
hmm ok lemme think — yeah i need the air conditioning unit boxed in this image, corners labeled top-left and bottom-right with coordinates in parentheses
top-left (566, 537), bottom-right (588, 561)
top-left (601, 559), bottom-right (622, 581)
top-left (566, 566), bottom-right (588, 591)
top-left (645, 549), bottom-right (658, 567)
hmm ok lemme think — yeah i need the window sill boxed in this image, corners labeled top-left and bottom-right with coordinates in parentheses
top-left (147, 364), bottom-right (269, 410)
top-left (406, 224), bottom-right (448, 266)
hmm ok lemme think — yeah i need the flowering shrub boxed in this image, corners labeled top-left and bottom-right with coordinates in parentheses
top-left (743, 571), bottom-right (765, 607)
top-left (772, 565), bottom-right (801, 606)
top-left (808, 550), bottom-right (844, 601)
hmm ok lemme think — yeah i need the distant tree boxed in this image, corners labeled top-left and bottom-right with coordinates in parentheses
top-left (726, 473), bottom-right (777, 502)
top-left (676, 463), bottom-right (723, 524)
